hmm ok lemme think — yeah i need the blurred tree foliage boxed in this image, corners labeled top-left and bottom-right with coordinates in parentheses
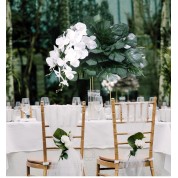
top-left (127, 0), bottom-right (170, 103)
top-left (8, 0), bottom-right (114, 104)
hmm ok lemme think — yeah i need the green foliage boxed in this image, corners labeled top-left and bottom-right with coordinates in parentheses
top-left (78, 20), bottom-right (146, 82)
top-left (128, 132), bottom-right (145, 157)
top-left (59, 0), bottom-right (70, 33)
top-left (161, 48), bottom-right (171, 101)
top-left (53, 128), bottom-right (69, 160)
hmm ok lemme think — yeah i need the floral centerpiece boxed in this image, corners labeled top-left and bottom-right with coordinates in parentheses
top-left (46, 21), bottom-right (146, 91)
top-left (53, 128), bottom-right (73, 160)
top-left (127, 132), bottom-right (145, 159)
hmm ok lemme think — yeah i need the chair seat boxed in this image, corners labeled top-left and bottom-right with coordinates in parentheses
top-left (99, 155), bottom-right (152, 164)
top-left (27, 158), bottom-right (52, 165)
top-left (99, 156), bottom-right (115, 163)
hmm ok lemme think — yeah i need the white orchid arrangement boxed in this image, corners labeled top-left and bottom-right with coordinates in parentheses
top-left (101, 74), bottom-right (121, 92)
top-left (46, 22), bottom-right (97, 91)
top-left (53, 128), bottom-right (73, 160)
top-left (127, 132), bottom-right (145, 159)
top-left (46, 20), bottom-right (147, 92)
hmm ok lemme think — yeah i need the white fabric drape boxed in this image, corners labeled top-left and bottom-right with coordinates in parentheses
top-left (44, 105), bottom-right (83, 176)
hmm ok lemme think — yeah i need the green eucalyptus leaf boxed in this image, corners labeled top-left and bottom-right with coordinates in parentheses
top-left (114, 40), bottom-right (126, 49)
top-left (126, 48), bottom-right (143, 64)
top-left (63, 153), bottom-right (68, 159)
top-left (53, 128), bottom-right (67, 140)
top-left (90, 48), bottom-right (103, 54)
top-left (84, 69), bottom-right (97, 76)
top-left (133, 132), bottom-right (145, 140)
top-left (109, 52), bottom-right (125, 62)
top-left (128, 135), bottom-right (136, 149)
top-left (86, 59), bottom-right (97, 66)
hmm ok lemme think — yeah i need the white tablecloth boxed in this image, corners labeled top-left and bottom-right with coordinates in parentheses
top-left (6, 121), bottom-right (170, 153)
top-left (6, 105), bottom-right (171, 175)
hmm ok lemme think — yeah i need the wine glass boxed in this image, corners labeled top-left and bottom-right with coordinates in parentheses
top-left (14, 101), bottom-right (21, 110)
top-left (6, 101), bottom-right (11, 109)
top-left (41, 97), bottom-right (50, 105)
top-left (72, 97), bottom-right (81, 105)
top-left (149, 97), bottom-right (155, 102)
top-left (137, 96), bottom-right (144, 102)
top-left (119, 96), bottom-right (126, 102)
top-left (35, 101), bottom-right (40, 105)
top-left (21, 98), bottom-right (30, 118)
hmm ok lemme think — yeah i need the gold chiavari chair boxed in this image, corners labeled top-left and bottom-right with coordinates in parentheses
top-left (26, 101), bottom-right (86, 176)
top-left (96, 97), bottom-right (157, 176)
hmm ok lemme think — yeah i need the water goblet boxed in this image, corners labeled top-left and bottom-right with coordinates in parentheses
top-left (72, 97), bottom-right (81, 105)
top-left (41, 97), bottom-right (50, 105)
top-left (137, 96), bottom-right (145, 102)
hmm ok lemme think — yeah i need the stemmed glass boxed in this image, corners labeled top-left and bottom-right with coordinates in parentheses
top-left (21, 98), bottom-right (30, 118)
top-left (94, 96), bottom-right (103, 119)
top-left (72, 97), bottom-right (81, 105)
top-left (41, 97), bottom-right (50, 105)
top-left (137, 97), bottom-right (144, 102)
top-left (6, 102), bottom-right (11, 109)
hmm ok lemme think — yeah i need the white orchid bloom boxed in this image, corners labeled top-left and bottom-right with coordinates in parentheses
top-left (66, 29), bottom-right (75, 42)
top-left (64, 48), bottom-right (77, 62)
top-left (70, 59), bottom-right (80, 68)
top-left (74, 31), bottom-right (83, 44)
top-left (74, 22), bottom-right (87, 36)
top-left (74, 41), bottom-right (86, 51)
top-left (61, 80), bottom-right (69, 87)
top-left (46, 57), bottom-right (56, 69)
top-left (135, 139), bottom-right (145, 148)
top-left (63, 67), bottom-right (77, 80)
top-left (90, 35), bottom-right (96, 40)
top-left (56, 58), bottom-right (65, 67)
top-left (82, 36), bottom-right (97, 50)
top-left (109, 81), bottom-right (115, 87)
top-left (74, 42), bottom-right (89, 59)
top-left (101, 80), bottom-right (107, 87)
top-left (79, 49), bottom-right (89, 59)
top-left (66, 29), bottom-right (83, 45)
top-left (49, 49), bottom-right (59, 60)
top-left (56, 36), bottom-right (69, 49)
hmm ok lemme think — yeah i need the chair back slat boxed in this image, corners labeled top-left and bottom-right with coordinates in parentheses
top-left (111, 97), bottom-right (157, 161)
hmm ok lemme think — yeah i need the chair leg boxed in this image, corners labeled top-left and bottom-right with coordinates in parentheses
top-left (150, 161), bottom-right (155, 176)
top-left (43, 166), bottom-right (48, 176)
top-left (96, 163), bottom-right (100, 176)
top-left (26, 166), bottom-right (30, 176)
top-left (114, 164), bottom-right (119, 176)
